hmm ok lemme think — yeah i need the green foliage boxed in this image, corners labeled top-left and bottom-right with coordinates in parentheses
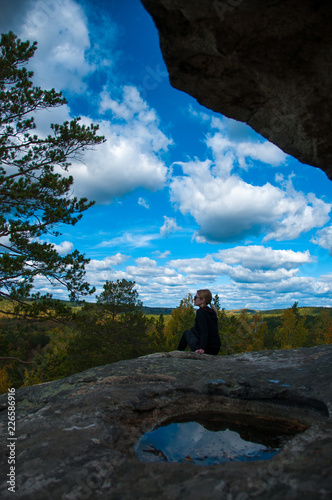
top-left (316, 309), bottom-right (332, 344)
top-left (0, 365), bottom-right (12, 394)
top-left (148, 314), bottom-right (168, 352)
top-left (247, 312), bottom-right (267, 351)
top-left (142, 306), bottom-right (173, 315)
top-left (1, 301), bottom-right (332, 392)
top-left (276, 304), bottom-right (308, 348)
top-left (0, 316), bottom-right (52, 387)
top-left (213, 294), bottom-right (221, 310)
top-left (65, 280), bottom-right (154, 372)
top-left (0, 32), bottom-right (105, 314)
top-left (97, 279), bottom-right (142, 320)
top-left (164, 293), bottom-right (196, 349)
top-left (217, 308), bottom-right (251, 355)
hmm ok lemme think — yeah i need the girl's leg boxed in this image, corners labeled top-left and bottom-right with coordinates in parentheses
top-left (178, 330), bottom-right (199, 352)
top-left (177, 332), bottom-right (188, 350)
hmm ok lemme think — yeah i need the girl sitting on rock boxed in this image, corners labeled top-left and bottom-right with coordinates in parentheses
top-left (177, 289), bottom-right (221, 355)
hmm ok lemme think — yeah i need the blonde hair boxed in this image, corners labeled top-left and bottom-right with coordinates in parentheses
top-left (197, 289), bottom-right (218, 314)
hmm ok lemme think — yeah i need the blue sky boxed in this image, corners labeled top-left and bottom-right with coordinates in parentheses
top-left (1, 0), bottom-right (332, 309)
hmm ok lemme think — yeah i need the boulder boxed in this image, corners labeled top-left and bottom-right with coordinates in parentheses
top-left (140, 0), bottom-right (332, 179)
top-left (1, 345), bottom-right (332, 499)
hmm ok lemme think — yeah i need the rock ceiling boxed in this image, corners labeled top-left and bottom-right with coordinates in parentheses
top-left (141, 0), bottom-right (332, 180)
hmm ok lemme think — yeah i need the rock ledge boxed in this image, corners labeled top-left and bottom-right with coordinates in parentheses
top-left (1, 345), bottom-right (332, 499)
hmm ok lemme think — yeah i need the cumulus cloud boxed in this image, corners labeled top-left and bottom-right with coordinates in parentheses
top-left (170, 118), bottom-right (331, 244)
top-left (5, 1), bottom-right (171, 207)
top-left (216, 246), bottom-right (314, 270)
top-left (19, 0), bottom-right (95, 93)
top-left (168, 256), bottom-right (227, 277)
top-left (126, 257), bottom-right (158, 277)
top-left (311, 226), bottom-right (332, 255)
top-left (160, 216), bottom-right (182, 236)
top-left (125, 257), bottom-right (182, 287)
top-left (68, 88), bottom-right (171, 204)
top-left (170, 157), bottom-right (331, 243)
top-left (52, 240), bottom-right (74, 255)
top-left (87, 254), bottom-right (128, 271)
top-left (28, 91), bottom-right (171, 206)
top-left (206, 133), bottom-right (286, 174)
top-left (169, 255), bottom-right (299, 284)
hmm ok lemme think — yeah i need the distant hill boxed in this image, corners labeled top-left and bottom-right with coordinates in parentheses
top-left (228, 308), bottom-right (257, 315)
top-left (226, 306), bottom-right (331, 317)
top-left (142, 306), bottom-right (174, 315)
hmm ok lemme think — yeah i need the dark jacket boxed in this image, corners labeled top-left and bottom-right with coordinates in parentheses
top-left (192, 306), bottom-right (221, 352)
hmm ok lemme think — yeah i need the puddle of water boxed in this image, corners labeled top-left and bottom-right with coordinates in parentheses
top-left (135, 420), bottom-right (281, 465)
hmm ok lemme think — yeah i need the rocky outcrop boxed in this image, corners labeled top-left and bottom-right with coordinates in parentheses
top-left (1, 345), bottom-right (332, 499)
top-left (140, 0), bottom-right (332, 180)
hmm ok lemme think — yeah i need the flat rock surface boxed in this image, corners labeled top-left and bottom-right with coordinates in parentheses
top-left (1, 345), bottom-right (332, 499)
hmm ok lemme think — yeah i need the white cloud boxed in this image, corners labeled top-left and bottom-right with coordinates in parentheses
top-left (135, 257), bottom-right (157, 268)
top-left (311, 226), bottom-right (332, 255)
top-left (170, 157), bottom-right (331, 243)
top-left (227, 266), bottom-right (298, 283)
top-left (169, 120), bottom-right (330, 245)
top-left (216, 246), bottom-right (314, 270)
top-left (138, 197), bottom-right (150, 209)
top-left (31, 96), bottom-right (170, 205)
top-left (154, 250), bottom-right (171, 259)
top-left (126, 258), bottom-right (159, 277)
top-left (160, 216), bottom-right (181, 236)
top-left (99, 85), bottom-right (155, 121)
top-left (6, 1), bottom-right (173, 208)
top-left (87, 254), bottom-right (128, 271)
top-left (97, 231), bottom-right (158, 249)
top-left (236, 141), bottom-right (287, 167)
top-left (169, 255), bottom-right (299, 283)
top-left (125, 260), bottom-right (184, 287)
top-left (0, 235), bottom-right (11, 250)
top-left (206, 122), bottom-right (287, 173)
top-left (69, 89), bottom-right (171, 204)
top-left (169, 256), bottom-right (226, 276)
top-left (20, 0), bottom-right (95, 93)
top-left (52, 240), bottom-right (74, 255)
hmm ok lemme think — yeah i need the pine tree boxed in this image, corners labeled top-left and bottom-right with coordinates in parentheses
top-left (97, 279), bottom-right (142, 323)
top-left (0, 32), bottom-right (105, 316)
top-left (67, 280), bottom-right (151, 371)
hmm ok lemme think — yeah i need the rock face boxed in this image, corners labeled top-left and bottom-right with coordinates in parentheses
top-left (1, 345), bottom-right (332, 499)
top-left (140, 0), bottom-right (332, 180)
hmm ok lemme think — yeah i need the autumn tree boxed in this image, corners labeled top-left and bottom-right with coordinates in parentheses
top-left (276, 303), bottom-right (308, 348)
top-left (313, 309), bottom-right (332, 345)
top-left (247, 312), bottom-right (267, 351)
top-left (164, 293), bottom-right (195, 350)
top-left (217, 309), bottom-right (248, 355)
top-left (0, 32), bottom-right (105, 317)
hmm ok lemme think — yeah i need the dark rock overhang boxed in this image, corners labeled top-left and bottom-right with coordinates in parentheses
top-left (140, 0), bottom-right (332, 180)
